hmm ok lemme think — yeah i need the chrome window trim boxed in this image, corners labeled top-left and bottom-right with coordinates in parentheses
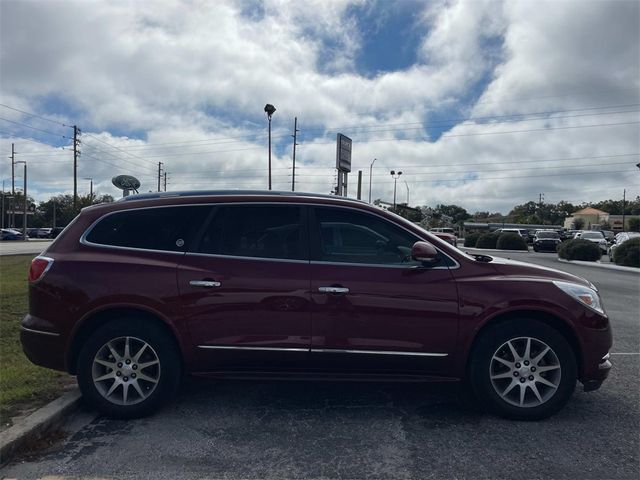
top-left (197, 345), bottom-right (448, 357)
top-left (310, 260), bottom-right (455, 270)
top-left (185, 251), bottom-right (309, 264)
top-left (78, 201), bottom-right (460, 268)
top-left (20, 326), bottom-right (61, 337)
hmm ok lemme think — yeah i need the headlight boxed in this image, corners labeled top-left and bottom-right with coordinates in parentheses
top-left (553, 281), bottom-right (605, 315)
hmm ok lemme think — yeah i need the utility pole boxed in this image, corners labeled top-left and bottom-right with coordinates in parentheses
top-left (622, 189), bottom-right (626, 232)
top-left (10, 143), bottom-right (15, 228)
top-left (164, 171), bottom-right (167, 192)
top-left (22, 162), bottom-right (27, 240)
top-left (1, 180), bottom-right (4, 229)
top-left (157, 162), bottom-right (163, 192)
top-left (73, 126), bottom-right (81, 211)
top-left (291, 117), bottom-right (299, 191)
top-left (53, 199), bottom-right (56, 229)
top-left (404, 180), bottom-right (410, 205)
top-left (356, 171), bottom-right (362, 200)
top-left (539, 192), bottom-right (545, 225)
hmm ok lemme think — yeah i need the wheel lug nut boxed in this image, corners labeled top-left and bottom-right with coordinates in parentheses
top-left (524, 361), bottom-right (530, 366)
top-left (123, 377), bottom-right (128, 382)
top-left (513, 372), bottom-right (519, 377)
top-left (531, 367), bottom-right (536, 372)
top-left (125, 359), bottom-right (131, 365)
top-left (116, 371), bottom-right (122, 377)
top-left (528, 375), bottom-right (534, 381)
top-left (131, 373), bottom-right (136, 379)
top-left (117, 362), bottom-right (123, 368)
top-left (132, 365), bottom-right (138, 370)
top-left (520, 378), bottom-right (526, 383)
top-left (515, 363), bottom-right (521, 368)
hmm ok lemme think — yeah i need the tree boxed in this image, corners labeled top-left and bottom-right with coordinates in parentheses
top-left (573, 218), bottom-right (585, 230)
top-left (435, 204), bottom-right (470, 225)
top-left (629, 217), bottom-right (640, 232)
top-left (35, 194), bottom-right (114, 228)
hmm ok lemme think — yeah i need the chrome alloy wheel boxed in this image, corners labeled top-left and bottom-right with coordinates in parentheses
top-left (489, 337), bottom-right (561, 408)
top-left (92, 336), bottom-right (161, 406)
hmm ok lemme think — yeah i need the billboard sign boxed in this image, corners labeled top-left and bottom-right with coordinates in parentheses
top-left (336, 133), bottom-right (352, 172)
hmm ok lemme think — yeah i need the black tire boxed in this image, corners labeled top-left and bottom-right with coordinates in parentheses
top-left (469, 319), bottom-right (577, 420)
top-left (77, 317), bottom-right (182, 418)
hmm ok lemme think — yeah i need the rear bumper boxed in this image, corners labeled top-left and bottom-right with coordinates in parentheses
top-left (20, 314), bottom-right (67, 372)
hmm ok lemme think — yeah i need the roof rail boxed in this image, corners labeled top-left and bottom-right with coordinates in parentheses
top-left (118, 189), bottom-right (365, 203)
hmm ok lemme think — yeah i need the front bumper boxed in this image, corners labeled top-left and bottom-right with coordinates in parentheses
top-left (583, 353), bottom-right (612, 391)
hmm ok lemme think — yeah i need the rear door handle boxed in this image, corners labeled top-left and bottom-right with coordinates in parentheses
top-left (190, 280), bottom-right (222, 288)
top-left (318, 286), bottom-right (349, 294)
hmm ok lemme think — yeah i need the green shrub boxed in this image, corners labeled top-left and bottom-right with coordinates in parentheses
top-left (614, 237), bottom-right (640, 267)
top-left (464, 232), bottom-right (481, 247)
top-left (496, 233), bottom-right (528, 250)
top-left (557, 239), bottom-right (602, 261)
top-left (475, 233), bottom-right (500, 249)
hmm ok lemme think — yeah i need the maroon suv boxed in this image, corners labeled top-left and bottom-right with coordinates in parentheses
top-left (21, 191), bottom-right (612, 419)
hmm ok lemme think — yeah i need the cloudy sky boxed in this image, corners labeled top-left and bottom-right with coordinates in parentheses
top-left (1, 0), bottom-right (639, 213)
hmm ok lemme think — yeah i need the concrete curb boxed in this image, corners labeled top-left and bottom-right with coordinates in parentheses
top-left (557, 258), bottom-right (639, 273)
top-left (0, 389), bottom-right (82, 465)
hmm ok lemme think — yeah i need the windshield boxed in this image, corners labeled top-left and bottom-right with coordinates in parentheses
top-left (582, 232), bottom-right (603, 239)
top-left (537, 232), bottom-right (559, 239)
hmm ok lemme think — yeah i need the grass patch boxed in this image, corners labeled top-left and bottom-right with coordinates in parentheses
top-left (0, 255), bottom-right (69, 427)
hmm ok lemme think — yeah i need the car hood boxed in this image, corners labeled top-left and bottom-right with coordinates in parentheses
top-left (487, 256), bottom-right (593, 288)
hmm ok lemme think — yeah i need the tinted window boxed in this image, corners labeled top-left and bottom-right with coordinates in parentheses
top-left (582, 232), bottom-right (604, 239)
top-left (537, 231), bottom-right (559, 239)
top-left (86, 206), bottom-right (210, 252)
top-left (197, 204), bottom-right (305, 260)
top-left (313, 207), bottom-right (421, 265)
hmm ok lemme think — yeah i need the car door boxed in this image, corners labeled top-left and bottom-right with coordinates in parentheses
top-left (308, 205), bottom-right (459, 376)
top-left (177, 203), bottom-right (312, 372)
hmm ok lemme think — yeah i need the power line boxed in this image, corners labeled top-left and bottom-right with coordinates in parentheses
top-left (0, 104), bottom-right (71, 127)
top-left (0, 117), bottom-right (70, 139)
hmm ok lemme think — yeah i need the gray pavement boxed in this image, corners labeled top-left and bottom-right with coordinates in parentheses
top-left (2, 252), bottom-right (639, 479)
top-left (0, 239), bottom-right (52, 256)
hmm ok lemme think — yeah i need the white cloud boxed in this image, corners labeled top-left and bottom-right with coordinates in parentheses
top-left (0, 0), bottom-right (638, 213)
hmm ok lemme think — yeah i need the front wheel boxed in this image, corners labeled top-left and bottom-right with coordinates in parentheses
top-left (469, 319), bottom-right (577, 420)
top-left (77, 318), bottom-right (181, 418)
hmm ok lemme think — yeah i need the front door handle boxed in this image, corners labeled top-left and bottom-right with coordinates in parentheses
top-left (190, 280), bottom-right (222, 288)
top-left (318, 286), bottom-right (349, 294)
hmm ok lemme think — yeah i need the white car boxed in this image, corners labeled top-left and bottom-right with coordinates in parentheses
top-left (574, 231), bottom-right (608, 253)
top-left (608, 232), bottom-right (640, 261)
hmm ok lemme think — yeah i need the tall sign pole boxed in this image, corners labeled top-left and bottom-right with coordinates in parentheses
top-left (73, 126), bottom-right (81, 211)
top-left (335, 133), bottom-right (352, 197)
top-left (10, 143), bottom-right (15, 227)
top-left (291, 117), bottom-right (299, 191)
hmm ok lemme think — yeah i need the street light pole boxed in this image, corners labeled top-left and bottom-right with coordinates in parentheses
top-left (369, 158), bottom-right (377, 203)
top-left (404, 180), bottom-right (409, 205)
top-left (390, 170), bottom-right (402, 211)
top-left (16, 161), bottom-right (27, 240)
top-left (264, 104), bottom-right (276, 190)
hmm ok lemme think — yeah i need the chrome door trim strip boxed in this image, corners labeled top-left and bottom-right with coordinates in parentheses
top-left (197, 345), bottom-right (310, 352)
top-left (197, 345), bottom-right (448, 357)
top-left (310, 348), bottom-right (448, 357)
top-left (20, 326), bottom-right (61, 337)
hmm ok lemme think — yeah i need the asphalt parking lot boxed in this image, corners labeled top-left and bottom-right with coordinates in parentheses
top-left (2, 251), bottom-right (638, 479)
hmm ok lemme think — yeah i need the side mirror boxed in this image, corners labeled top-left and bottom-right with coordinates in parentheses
top-left (411, 241), bottom-right (439, 263)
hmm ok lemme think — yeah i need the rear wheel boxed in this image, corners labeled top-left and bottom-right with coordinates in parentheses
top-left (77, 318), bottom-right (181, 418)
top-left (469, 319), bottom-right (577, 420)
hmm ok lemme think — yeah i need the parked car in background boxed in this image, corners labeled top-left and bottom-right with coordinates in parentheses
top-left (430, 227), bottom-right (457, 237)
top-left (21, 191), bottom-right (612, 421)
top-left (496, 228), bottom-right (528, 237)
top-left (608, 232), bottom-right (640, 261)
top-left (574, 231), bottom-right (608, 253)
top-left (533, 230), bottom-right (562, 252)
top-left (48, 227), bottom-right (64, 239)
top-left (1, 228), bottom-right (26, 241)
top-left (430, 231), bottom-right (457, 247)
top-left (27, 227), bottom-right (52, 238)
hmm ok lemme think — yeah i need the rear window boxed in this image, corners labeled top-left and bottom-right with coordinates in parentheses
top-left (85, 206), bottom-right (211, 252)
top-left (537, 231), bottom-right (559, 239)
top-left (197, 204), bottom-right (305, 260)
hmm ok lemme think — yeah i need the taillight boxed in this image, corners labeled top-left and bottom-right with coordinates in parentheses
top-left (29, 256), bottom-right (54, 283)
